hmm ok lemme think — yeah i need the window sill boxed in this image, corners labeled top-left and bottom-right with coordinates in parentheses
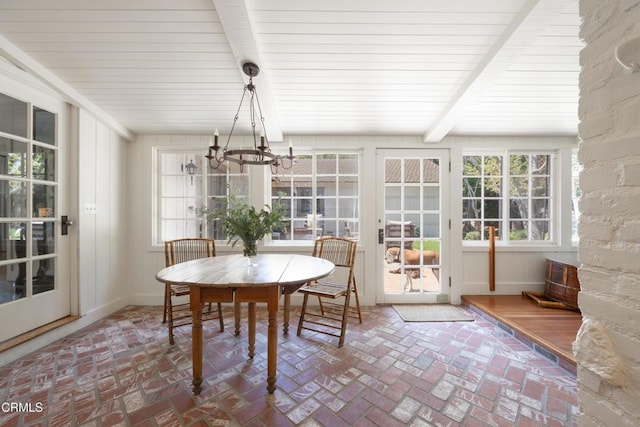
top-left (462, 243), bottom-right (576, 253)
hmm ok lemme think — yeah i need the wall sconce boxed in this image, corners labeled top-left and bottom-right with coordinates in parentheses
top-left (615, 35), bottom-right (640, 71)
top-left (183, 159), bottom-right (197, 185)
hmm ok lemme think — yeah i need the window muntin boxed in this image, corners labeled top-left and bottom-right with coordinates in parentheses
top-left (156, 151), bottom-right (249, 244)
top-left (462, 152), bottom-right (553, 242)
top-left (271, 152), bottom-right (360, 242)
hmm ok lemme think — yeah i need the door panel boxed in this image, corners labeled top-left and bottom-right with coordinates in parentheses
top-left (0, 85), bottom-right (70, 342)
top-left (377, 149), bottom-right (449, 304)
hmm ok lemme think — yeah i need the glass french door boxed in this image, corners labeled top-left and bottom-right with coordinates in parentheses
top-left (0, 88), bottom-right (71, 342)
top-left (376, 149), bottom-right (449, 304)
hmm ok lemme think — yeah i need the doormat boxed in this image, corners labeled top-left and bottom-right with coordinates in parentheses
top-left (392, 304), bottom-right (474, 322)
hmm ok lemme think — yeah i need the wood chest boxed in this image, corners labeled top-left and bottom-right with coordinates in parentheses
top-left (544, 259), bottom-right (581, 311)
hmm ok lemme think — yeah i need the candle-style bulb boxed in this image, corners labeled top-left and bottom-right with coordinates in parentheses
top-left (259, 131), bottom-right (266, 150)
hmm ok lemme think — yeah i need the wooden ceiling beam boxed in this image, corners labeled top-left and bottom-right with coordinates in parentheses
top-left (212, 0), bottom-right (283, 142)
top-left (423, 0), bottom-right (574, 143)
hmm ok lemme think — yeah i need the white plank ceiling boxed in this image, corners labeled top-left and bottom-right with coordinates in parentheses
top-left (0, 0), bottom-right (581, 142)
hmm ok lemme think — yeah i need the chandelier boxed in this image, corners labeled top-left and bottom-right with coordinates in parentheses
top-left (206, 62), bottom-right (294, 173)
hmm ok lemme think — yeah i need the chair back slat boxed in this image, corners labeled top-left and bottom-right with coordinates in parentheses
top-left (314, 236), bottom-right (356, 268)
top-left (165, 238), bottom-right (216, 267)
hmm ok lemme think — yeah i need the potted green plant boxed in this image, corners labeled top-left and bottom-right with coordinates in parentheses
top-left (194, 191), bottom-right (285, 259)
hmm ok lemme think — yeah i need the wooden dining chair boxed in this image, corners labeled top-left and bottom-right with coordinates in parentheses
top-left (296, 236), bottom-right (362, 347)
top-left (163, 238), bottom-right (224, 345)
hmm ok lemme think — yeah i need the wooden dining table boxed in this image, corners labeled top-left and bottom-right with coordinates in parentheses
top-left (155, 253), bottom-right (335, 394)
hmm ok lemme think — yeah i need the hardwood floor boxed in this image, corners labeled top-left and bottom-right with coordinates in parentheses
top-left (461, 294), bottom-right (582, 371)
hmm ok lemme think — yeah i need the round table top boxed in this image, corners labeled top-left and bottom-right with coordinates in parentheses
top-left (156, 253), bottom-right (335, 288)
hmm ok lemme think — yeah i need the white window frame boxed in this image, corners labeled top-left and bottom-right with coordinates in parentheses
top-left (152, 147), bottom-right (249, 246)
top-left (270, 150), bottom-right (361, 245)
top-left (462, 150), bottom-right (555, 245)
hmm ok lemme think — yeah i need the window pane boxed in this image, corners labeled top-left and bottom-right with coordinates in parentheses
top-left (386, 186), bottom-right (401, 211)
top-left (404, 186), bottom-right (420, 210)
top-left (32, 222), bottom-right (55, 256)
top-left (33, 107), bottom-right (56, 145)
top-left (404, 159), bottom-right (420, 183)
top-left (0, 138), bottom-right (28, 177)
top-left (33, 257), bottom-right (54, 295)
top-left (510, 155), bottom-right (528, 175)
top-left (510, 177), bottom-right (528, 197)
top-left (483, 178), bottom-right (501, 197)
top-left (2, 179), bottom-right (28, 217)
top-left (462, 177), bottom-right (480, 197)
top-left (423, 159), bottom-right (439, 184)
top-left (462, 199), bottom-right (480, 219)
top-left (532, 177), bottom-right (549, 197)
top-left (509, 221), bottom-right (528, 240)
top-left (338, 179), bottom-right (358, 196)
top-left (531, 221), bottom-right (551, 240)
top-left (33, 184), bottom-right (55, 218)
top-left (385, 159), bottom-right (401, 183)
top-left (484, 156), bottom-right (502, 176)
top-left (423, 186), bottom-right (439, 211)
top-left (531, 155), bottom-right (550, 175)
top-left (338, 154), bottom-right (358, 174)
top-left (317, 154), bottom-right (336, 174)
top-left (463, 221), bottom-right (481, 240)
top-left (0, 261), bottom-right (27, 303)
top-left (510, 200), bottom-right (528, 219)
top-left (0, 222), bottom-right (27, 261)
top-left (0, 94), bottom-right (28, 137)
top-left (291, 155), bottom-right (312, 175)
top-left (320, 198), bottom-right (336, 218)
top-left (532, 199), bottom-right (550, 219)
top-left (463, 156), bottom-right (481, 175)
top-left (338, 198), bottom-right (359, 218)
top-left (483, 200), bottom-right (502, 219)
top-left (422, 213), bottom-right (440, 238)
top-left (319, 176), bottom-right (337, 196)
top-left (341, 220), bottom-right (358, 239)
top-left (33, 145), bottom-right (56, 181)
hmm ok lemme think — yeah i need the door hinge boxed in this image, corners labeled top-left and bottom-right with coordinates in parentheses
top-left (449, 277), bottom-right (452, 287)
top-left (449, 161), bottom-right (451, 172)
top-left (449, 219), bottom-right (451, 229)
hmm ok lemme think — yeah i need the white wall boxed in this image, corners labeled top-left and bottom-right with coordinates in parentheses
top-left (575, 0), bottom-right (640, 425)
top-left (77, 109), bottom-right (128, 317)
top-left (127, 134), bottom-right (578, 307)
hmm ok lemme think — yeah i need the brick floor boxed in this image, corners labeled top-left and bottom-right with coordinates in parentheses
top-left (0, 305), bottom-right (577, 426)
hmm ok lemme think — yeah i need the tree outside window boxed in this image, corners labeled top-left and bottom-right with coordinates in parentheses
top-left (462, 152), bottom-right (552, 242)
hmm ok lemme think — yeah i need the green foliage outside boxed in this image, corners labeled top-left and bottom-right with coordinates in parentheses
top-left (413, 240), bottom-right (440, 252)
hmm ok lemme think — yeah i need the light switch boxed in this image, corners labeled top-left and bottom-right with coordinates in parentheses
top-left (84, 203), bottom-right (97, 215)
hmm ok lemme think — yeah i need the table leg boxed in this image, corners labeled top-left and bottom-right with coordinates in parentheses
top-left (190, 287), bottom-right (203, 395)
top-left (248, 302), bottom-right (256, 359)
top-left (234, 299), bottom-right (241, 336)
top-left (267, 286), bottom-right (279, 393)
top-left (283, 294), bottom-right (291, 334)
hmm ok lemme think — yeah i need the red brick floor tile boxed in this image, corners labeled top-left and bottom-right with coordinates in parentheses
top-left (0, 305), bottom-right (577, 426)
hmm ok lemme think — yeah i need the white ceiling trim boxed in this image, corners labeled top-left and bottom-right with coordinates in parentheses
top-left (212, 0), bottom-right (283, 142)
top-left (423, 0), bottom-right (574, 143)
top-left (0, 34), bottom-right (135, 142)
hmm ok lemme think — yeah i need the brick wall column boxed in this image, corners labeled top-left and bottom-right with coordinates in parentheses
top-left (577, 0), bottom-right (640, 425)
